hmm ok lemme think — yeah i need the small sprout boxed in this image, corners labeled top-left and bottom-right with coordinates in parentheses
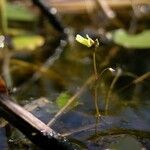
top-left (0, 36), bottom-right (5, 48)
top-left (75, 34), bottom-right (95, 47)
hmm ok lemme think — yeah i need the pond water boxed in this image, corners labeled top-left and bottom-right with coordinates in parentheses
top-left (0, 33), bottom-right (150, 150)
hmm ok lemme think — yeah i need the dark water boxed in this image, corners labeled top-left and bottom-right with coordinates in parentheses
top-left (0, 37), bottom-right (150, 150)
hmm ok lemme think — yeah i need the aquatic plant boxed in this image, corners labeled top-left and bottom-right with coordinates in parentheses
top-left (76, 34), bottom-right (100, 117)
top-left (75, 34), bottom-right (118, 117)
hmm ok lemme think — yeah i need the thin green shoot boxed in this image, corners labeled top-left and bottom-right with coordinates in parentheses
top-left (105, 68), bottom-right (122, 115)
top-left (76, 34), bottom-right (100, 117)
top-left (75, 34), bottom-right (118, 118)
top-left (95, 67), bottom-right (116, 117)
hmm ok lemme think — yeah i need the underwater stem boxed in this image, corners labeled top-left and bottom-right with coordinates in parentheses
top-left (93, 48), bottom-right (100, 117)
top-left (93, 50), bottom-right (98, 80)
top-left (105, 68), bottom-right (122, 115)
top-left (94, 82), bottom-right (100, 117)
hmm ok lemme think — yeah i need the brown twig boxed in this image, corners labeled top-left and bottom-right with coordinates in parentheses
top-left (118, 72), bottom-right (150, 93)
top-left (0, 77), bottom-right (74, 150)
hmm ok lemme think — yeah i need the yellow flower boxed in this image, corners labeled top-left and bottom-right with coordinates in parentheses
top-left (75, 34), bottom-right (95, 47)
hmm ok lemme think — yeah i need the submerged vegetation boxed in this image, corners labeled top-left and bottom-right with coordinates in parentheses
top-left (0, 0), bottom-right (150, 149)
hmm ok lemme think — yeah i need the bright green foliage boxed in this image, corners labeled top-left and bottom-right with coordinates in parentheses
top-left (56, 92), bottom-right (70, 109)
top-left (76, 34), bottom-right (95, 47)
top-left (12, 35), bottom-right (44, 51)
top-left (6, 2), bottom-right (37, 22)
top-left (56, 92), bottom-right (80, 109)
top-left (0, 0), bottom-right (7, 34)
top-left (113, 29), bottom-right (150, 49)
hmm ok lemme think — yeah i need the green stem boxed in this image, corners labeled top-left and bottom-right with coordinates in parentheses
top-left (93, 47), bottom-right (100, 118)
top-left (105, 68), bottom-right (122, 115)
top-left (2, 49), bottom-right (12, 88)
top-left (94, 82), bottom-right (100, 117)
top-left (0, 0), bottom-right (7, 34)
top-left (93, 50), bottom-right (98, 80)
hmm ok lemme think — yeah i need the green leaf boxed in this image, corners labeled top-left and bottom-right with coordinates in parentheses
top-left (56, 92), bottom-right (80, 109)
top-left (6, 2), bottom-right (37, 22)
top-left (56, 92), bottom-right (70, 109)
top-left (12, 35), bottom-right (45, 51)
top-left (112, 29), bottom-right (150, 49)
top-left (76, 34), bottom-right (95, 47)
